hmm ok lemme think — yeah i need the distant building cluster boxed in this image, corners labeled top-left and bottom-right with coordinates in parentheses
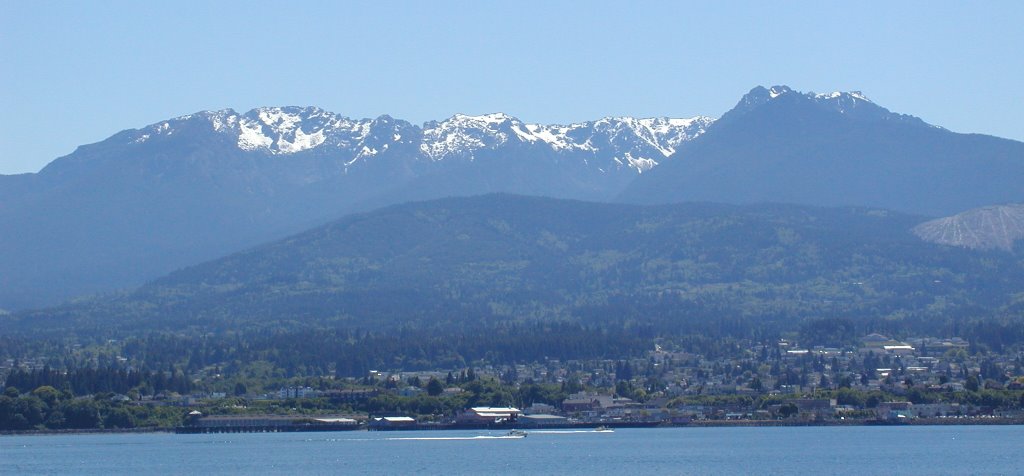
top-left (5, 332), bottom-right (1022, 430)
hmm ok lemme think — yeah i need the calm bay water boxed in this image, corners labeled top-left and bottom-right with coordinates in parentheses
top-left (2, 425), bottom-right (1021, 475)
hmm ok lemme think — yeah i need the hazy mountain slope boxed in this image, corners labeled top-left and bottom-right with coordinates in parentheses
top-left (9, 195), bottom-right (1022, 336)
top-left (914, 203), bottom-right (1024, 250)
top-left (4, 86), bottom-right (1021, 312)
top-left (0, 109), bottom-right (710, 310)
top-left (618, 86), bottom-right (1024, 216)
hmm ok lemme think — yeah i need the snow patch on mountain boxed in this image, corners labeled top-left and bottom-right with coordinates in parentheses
top-left (419, 112), bottom-right (713, 171)
top-left (237, 119), bottom-right (274, 150)
top-left (768, 86), bottom-right (790, 99)
top-left (760, 85), bottom-right (875, 108)
top-left (814, 91), bottom-right (872, 103)
top-left (419, 113), bottom-right (518, 160)
top-left (727, 85), bottom-right (929, 127)
top-left (127, 107), bottom-right (715, 174)
top-left (619, 152), bottom-right (658, 173)
top-left (236, 107), bottom-right (355, 153)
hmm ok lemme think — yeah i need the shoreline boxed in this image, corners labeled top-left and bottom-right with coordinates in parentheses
top-left (0, 427), bottom-right (174, 437)
top-left (4, 417), bottom-right (1022, 437)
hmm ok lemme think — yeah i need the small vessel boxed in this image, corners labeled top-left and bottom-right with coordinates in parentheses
top-left (506, 430), bottom-right (528, 438)
top-left (594, 426), bottom-right (613, 432)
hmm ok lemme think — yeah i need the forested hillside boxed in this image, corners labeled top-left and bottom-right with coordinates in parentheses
top-left (8, 195), bottom-right (1023, 340)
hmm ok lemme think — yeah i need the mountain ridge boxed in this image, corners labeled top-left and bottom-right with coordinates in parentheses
top-left (0, 109), bottom-right (716, 310)
top-left (618, 86), bottom-right (1024, 216)
top-left (49, 107), bottom-right (715, 175)
top-left (2, 85), bottom-right (1021, 311)
top-left (7, 194), bottom-right (1023, 337)
top-left (722, 85), bottom-right (929, 126)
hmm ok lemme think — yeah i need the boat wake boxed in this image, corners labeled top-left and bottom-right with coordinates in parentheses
top-left (385, 435), bottom-right (524, 441)
top-left (529, 430), bottom-right (612, 434)
top-left (528, 430), bottom-right (591, 434)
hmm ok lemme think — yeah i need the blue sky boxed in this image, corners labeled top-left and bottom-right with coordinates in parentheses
top-left (2, 1), bottom-right (1022, 174)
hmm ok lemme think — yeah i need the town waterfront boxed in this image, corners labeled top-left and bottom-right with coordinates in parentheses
top-left (3, 425), bottom-right (1021, 475)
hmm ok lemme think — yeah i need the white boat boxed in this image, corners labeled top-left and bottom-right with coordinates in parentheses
top-left (594, 426), bottom-right (613, 432)
top-left (506, 429), bottom-right (528, 438)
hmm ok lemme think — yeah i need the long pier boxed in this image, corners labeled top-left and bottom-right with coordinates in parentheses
top-left (173, 417), bottom-right (1024, 434)
top-left (176, 422), bottom-right (362, 434)
top-left (175, 420), bottom-right (661, 434)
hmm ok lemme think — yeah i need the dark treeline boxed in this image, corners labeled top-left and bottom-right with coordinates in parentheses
top-left (1, 366), bottom-right (192, 431)
top-left (5, 313), bottom-right (1023, 387)
top-left (794, 315), bottom-right (1024, 354)
top-left (4, 365), bottom-right (192, 396)
top-left (120, 322), bottom-right (653, 378)
top-left (3, 314), bottom-right (1024, 432)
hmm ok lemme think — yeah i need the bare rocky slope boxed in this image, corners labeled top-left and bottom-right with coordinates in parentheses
top-left (914, 204), bottom-right (1024, 251)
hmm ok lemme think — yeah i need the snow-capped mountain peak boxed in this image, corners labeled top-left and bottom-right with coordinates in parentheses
top-left (419, 112), bottom-right (524, 160)
top-left (726, 85), bottom-right (926, 126)
top-left (418, 112), bottom-right (714, 169)
top-left (131, 107), bottom-right (409, 160)
top-left (127, 107), bottom-right (715, 174)
top-left (451, 112), bottom-right (515, 125)
top-left (746, 85), bottom-right (874, 106)
top-left (236, 107), bottom-right (335, 153)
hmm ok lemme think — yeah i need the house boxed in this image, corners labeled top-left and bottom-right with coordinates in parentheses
top-left (562, 397), bottom-right (598, 413)
top-left (911, 403), bottom-right (961, 418)
top-left (876, 401), bottom-right (913, 419)
top-left (193, 415), bottom-right (358, 429)
top-left (278, 386), bottom-right (319, 399)
top-left (789, 398), bottom-right (836, 413)
top-left (399, 386), bottom-right (424, 397)
top-left (861, 333), bottom-right (896, 348)
top-left (920, 338), bottom-right (970, 356)
top-left (561, 393), bottom-right (625, 413)
top-left (523, 403), bottom-right (557, 415)
top-left (369, 416), bottom-right (416, 429)
top-left (456, 407), bottom-right (521, 424)
top-left (882, 344), bottom-right (916, 356)
top-left (325, 388), bottom-right (379, 403)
